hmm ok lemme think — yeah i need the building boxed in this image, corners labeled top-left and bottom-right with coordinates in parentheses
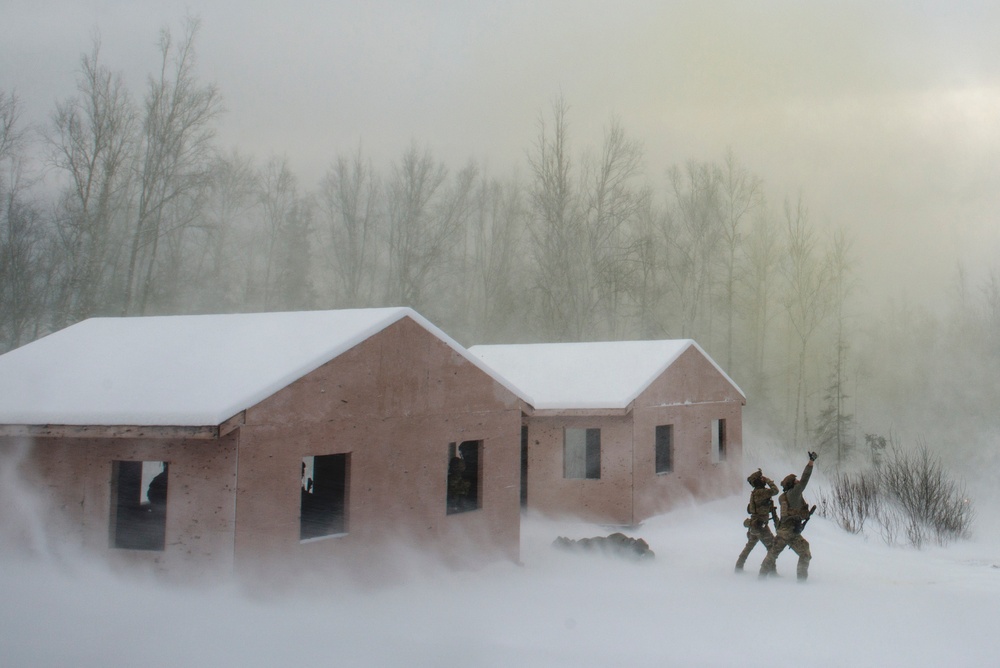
top-left (468, 340), bottom-right (745, 526)
top-left (0, 308), bottom-right (526, 583)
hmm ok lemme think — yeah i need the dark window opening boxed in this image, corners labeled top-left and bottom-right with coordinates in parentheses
top-left (520, 425), bottom-right (529, 509)
top-left (111, 460), bottom-right (167, 551)
top-left (564, 428), bottom-right (601, 479)
top-left (712, 419), bottom-right (727, 462)
top-left (655, 424), bottom-right (674, 474)
top-left (300, 453), bottom-right (349, 541)
top-left (447, 440), bottom-right (482, 514)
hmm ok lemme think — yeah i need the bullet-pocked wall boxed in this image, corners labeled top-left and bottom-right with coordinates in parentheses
top-left (233, 316), bottom-right (524, 583)
top-left (632, 345), bottom-right (744, 523)
top-left (9, 432), bottom-right (239, 580)
top-left (3, 315), bottom-right (524, 585)
top-left (521, 344), bottom-right (744, 526)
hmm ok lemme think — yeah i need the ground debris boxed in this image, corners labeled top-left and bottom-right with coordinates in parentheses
top-left (553, 532), bottom-right (655, 560)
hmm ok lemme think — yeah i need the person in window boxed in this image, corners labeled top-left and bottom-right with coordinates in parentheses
top-left (147, 463), bottom-right (168, 509)
top-left (734, 468), bottom-right (778, 572)
top-left (759, 452), bottom-right (817, 581)
top-left (447, 455), bottom-right (470, 513)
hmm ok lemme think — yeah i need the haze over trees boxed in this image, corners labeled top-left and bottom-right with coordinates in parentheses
top-left (2, 20), bottom-right (998, 467)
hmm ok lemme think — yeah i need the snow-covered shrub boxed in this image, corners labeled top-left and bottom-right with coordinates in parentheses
top-left (818, 438), bottom-right (974, 547)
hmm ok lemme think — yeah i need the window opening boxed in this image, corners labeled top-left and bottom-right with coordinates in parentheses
top-left (520, 425), bottom-right (529, 509)
top-left (564, 428), bottom-right (601, 479)
top-left (655, 424), bottom-right (674, 474)
top-left (300, 453), bottom-right (349, 540)
top-left (447, 440), bottom-right (482, 514)
top-left (111, 460), bottom-right (167, 551)
top-left (712, 419), bottom-right (727, 462)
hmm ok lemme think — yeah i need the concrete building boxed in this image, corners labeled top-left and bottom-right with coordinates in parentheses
top-left (0, 308), bottom-right (525, 583)
top-left (468, 340), bottom-right (746, 526)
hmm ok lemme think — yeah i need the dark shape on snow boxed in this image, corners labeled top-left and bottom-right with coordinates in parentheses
top-left (552, 532), bottom-right (655, 560)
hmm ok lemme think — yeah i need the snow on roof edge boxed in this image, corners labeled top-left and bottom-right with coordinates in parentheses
top-left (399, 310), bottom-right (534, 406)
top-left (468, 338), bottom-right (745, 411)
top-left (687, 340), bottom-right (746, 401)
top-left (203, 307), bottom-right (414, 425)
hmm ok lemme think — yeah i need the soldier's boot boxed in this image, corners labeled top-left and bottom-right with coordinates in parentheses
top-left (735, 546), bottom-right (753, 572)
top-left (797, 555), bottom-right (811, 581)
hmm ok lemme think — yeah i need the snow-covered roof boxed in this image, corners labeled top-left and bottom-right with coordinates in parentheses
top-left (467, 339), bottom-right (744, 410)
top-left (0, 308), bottom-right (522, 427)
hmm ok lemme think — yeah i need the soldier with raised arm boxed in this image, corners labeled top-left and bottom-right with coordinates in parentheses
top-left (734, 468), bottom-right (778, 572)
top-left (759, 452), bottom-right (818, 581)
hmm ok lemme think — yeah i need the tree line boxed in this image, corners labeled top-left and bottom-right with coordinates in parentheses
top-left (2, 19), bottom-right (998, 465)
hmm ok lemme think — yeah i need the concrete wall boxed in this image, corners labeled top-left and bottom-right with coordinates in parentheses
top-left (523, 414), bottom-right (634, 525)
top-left (632, 345), bottom-right (744, 522)
top-left (7, 433), bottom-right (238, 580)
top-left (523, 345), bottom-right (744, 525)
top-left (233, 316), bottom-right (524, 583)
top-left (5, 316), bottom-right (523, 584)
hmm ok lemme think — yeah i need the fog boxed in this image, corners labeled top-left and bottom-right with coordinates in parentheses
top-left (3, 3), bottom-right (1000, 664)
top-left (3, 439), bottom-right (1000, 666)
top-left (4, 1), bottom-right (1000, 304)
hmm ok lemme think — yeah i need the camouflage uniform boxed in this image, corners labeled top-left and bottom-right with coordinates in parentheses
top-left (735, 471), bottom-right (778, 571)
top-left (759, 459), bottom-right (814, 580)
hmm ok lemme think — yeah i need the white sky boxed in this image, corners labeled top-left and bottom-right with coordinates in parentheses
top-left (3, 1), bottom-right (1000, 306)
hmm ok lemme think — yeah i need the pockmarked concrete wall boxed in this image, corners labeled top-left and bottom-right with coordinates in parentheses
top-left (7, 433), bottom-right (238, 580)
top-left (233, 316), bottom-right (524, 583)
top-left (632, 346), bottom-right (744, 522)
top-left (522, 414), bottom-right (634, 525)
top-left (4, 316), bottom-right (524, 584)
top-left (522, 345), bottom-right (744, 526)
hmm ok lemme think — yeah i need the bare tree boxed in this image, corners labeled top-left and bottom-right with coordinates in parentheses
top-left (0, 91), bottom-right (25, 163)
top-left (318, 145), bottom-right (382, 307)
top-left (740, 201), bottom-right (783, 402)
top-left (630, 197), bottom-right (668, 338)
top-left (813, 226), bottom-right (856, 468)
top-left (0, 91), bottom-right (48, 350)
top-left (581, 118), bottom-right (647, 339)
top-left (189, 149), bottom-right (259, 311)
top-left (257, 155), bottom-right (298, 310)
top-left (781, 196), bottom-right (831, 447)
top-left (272, 196), bottom-right (317, 311)
top-left (661, 160), bottom-right (723, 339)
top-left (465, 171), bottom-right (529, 341)
top-left (527, 97), bottom-right (584, 340)
top-left (122, 17), bottom-right (221, 315)
top-left (383, 144), bottom-right (458, 311)
top-left (718, 148), bottom-right (762, 369)
top-left (46, 38), bottom-right (136, 323)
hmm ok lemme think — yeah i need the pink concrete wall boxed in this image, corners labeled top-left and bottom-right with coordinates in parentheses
top-left (9, 433), bottom-right (238, 580)
top-left (523, 415), bottom-right (634, 525)
top-left (233, 317), bottom-right (523, 582)
top-left (523, 345), bottom-right (744, 525)
top-left (632, 346), bottom-right (744, 522)
top-left (6, 316), bottom-right (524, 583)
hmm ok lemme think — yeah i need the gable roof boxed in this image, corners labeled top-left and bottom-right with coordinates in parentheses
top-left (0, 308), bottom-right (523, 427)
top-left (467, 339), bottom-right (744, 410)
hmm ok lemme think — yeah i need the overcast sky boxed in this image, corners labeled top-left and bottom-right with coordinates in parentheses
top-left (3, 0), bottom-right (1000, 308)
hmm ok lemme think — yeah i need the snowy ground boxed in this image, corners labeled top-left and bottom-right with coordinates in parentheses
top-left (2, 488), bottom-right (999, 667)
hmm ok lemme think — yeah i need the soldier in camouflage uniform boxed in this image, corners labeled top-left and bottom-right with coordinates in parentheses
top-left (735, 468), bottom-right (778, 572)
top-left (759, 452), bottom-right (817, 581)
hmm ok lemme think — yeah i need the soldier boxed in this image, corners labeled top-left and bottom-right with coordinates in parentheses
top-left (735, 468), bottom-right (778, 572)
top-left (759, 451), bottom-right (818, 581)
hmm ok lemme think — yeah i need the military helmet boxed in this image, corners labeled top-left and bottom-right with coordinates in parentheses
top-left (747, 469), bottom-right (764, 486)
top-left (781, 473), bottom-right (797, 490)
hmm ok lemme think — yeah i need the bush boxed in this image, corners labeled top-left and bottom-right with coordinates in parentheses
top-left (818, 438), bottom-right (974, 547)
